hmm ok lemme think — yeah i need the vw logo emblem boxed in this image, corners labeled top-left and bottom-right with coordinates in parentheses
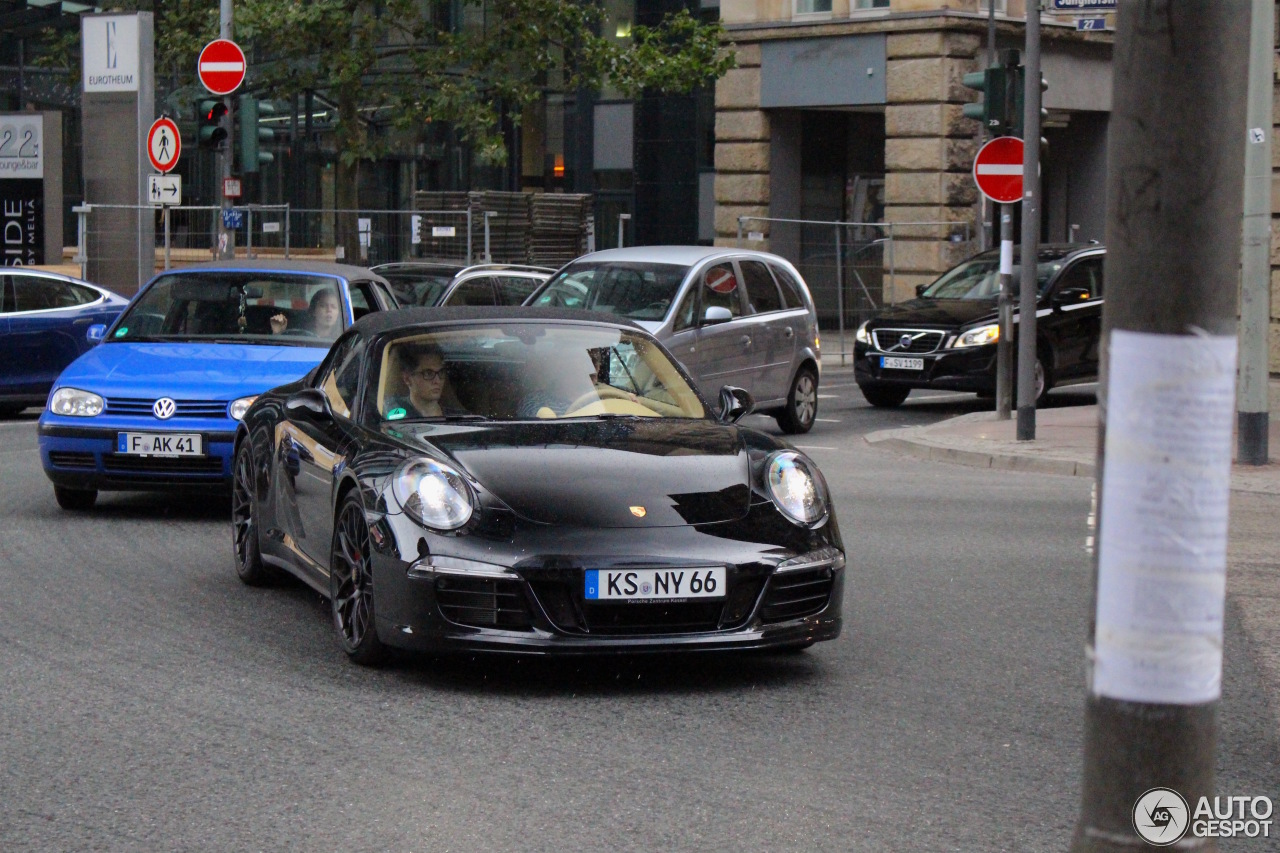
top-left (899, 334), bottom-right (913, 349)
top-left (153, 397), bottom-right (177, 419)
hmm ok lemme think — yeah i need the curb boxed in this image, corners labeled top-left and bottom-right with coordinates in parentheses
top-left (865, 428), bottom-right (1096, 478)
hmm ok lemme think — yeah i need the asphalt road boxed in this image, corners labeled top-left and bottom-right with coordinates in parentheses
top-left (1, 372), bottom-right (1275, 852)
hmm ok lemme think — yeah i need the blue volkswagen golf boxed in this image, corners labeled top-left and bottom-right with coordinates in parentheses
top-left (38, 260), bottom-right (399, 510)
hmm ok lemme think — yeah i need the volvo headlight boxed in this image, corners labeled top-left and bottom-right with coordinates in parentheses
top-left (764, 451), bottom-right (828, 527)
top-left (228, 396), bottom-right (258, 421)
top-left (855, 321), bottom-right (870, 344)
top-left (49, 387), bottom-right (104, 417)
top-left (950, 323), bottom-right (999, 349)
top-left (391, 458), bottom-right (474, 531)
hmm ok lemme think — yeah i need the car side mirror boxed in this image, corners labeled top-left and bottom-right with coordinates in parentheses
top-left (86, 324), bottom-right (107, 344)
top-left (701, 306), bottom-right (733, 326)
top-left (1053, 286), bottom-right (1091, 307)
top-left (285, 388), bottom-right (331, 419)
top-left (915, 284), bottom-right (929, 298)
top-left (717, 385), bottom-right (753, 424)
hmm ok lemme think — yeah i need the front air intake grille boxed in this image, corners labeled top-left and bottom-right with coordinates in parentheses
top-left (760, 568), bottom-right (835, 623)
top-left (106, 398), bottom-right (229, 418)
top-left (48, 451), bottom-right (96, 469)
top-left (527, 571), bottom-right (768, 636)
top-left (871, 329), bottom-right (945, 354)
top-left (102, 454), bottom-right (224, 475)
top-left (435, 576), bottom-right (534, 630)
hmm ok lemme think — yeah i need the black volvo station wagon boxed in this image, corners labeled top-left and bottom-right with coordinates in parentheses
top-left (854, 244), bottom-right (1104, 407)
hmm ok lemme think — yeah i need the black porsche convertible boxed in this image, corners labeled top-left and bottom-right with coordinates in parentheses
top-left (231, 307), bottom-right (844, 664)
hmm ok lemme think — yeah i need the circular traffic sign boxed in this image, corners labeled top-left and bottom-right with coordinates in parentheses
top-left (147, 116), bottom-right (181, 173)
top-left (973, 136), bottom-right (1025, 204)
top-left (197, 39), bottom-right (246, 96)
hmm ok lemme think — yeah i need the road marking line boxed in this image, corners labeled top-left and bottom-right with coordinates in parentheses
top-left (794, 445), bottom-right (836, 450)
top-left (817, 394), bottom-right (838, 399)
top-left (814, 418), bottom-right (842, 423)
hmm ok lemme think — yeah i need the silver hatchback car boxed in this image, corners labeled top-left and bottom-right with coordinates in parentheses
top-left (525, 246), bottom-right (822, 433)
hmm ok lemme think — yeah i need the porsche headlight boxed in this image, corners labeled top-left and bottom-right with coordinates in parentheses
top-left (854, 321), bottom-right (870, 344)
top-left (392, 459), bottom-right (474, 530)
top-left (49, 387), bottom-right (104, 417)
top-left (950, 323), bottom-right (999, 349)
top-left (764, 451), bottom-right (828, 527)
top-left (228, 396), bottom-right (258, 421)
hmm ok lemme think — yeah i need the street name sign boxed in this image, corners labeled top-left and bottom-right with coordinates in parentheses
top-left (1048, 0), bottom-right (1116, 12)
top-left (973, 136), bottom-right (1025, 205)
top-left (147, 117), bottom-right (181, 173)
top-left (148, 174), bottom-right (181, 206)
top-left (197, 39), bottom-right (246, 96)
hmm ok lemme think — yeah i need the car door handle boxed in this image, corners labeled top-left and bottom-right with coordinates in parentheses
top-left (72, 317), bottom-right (92, 325)
top-left (740, 335), bottom-right (751, 347)
top-left (782, 327), bottom-right (794, 338)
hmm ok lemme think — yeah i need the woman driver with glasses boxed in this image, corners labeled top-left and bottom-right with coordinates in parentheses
top-left (385, 342), bottom-right (466, 419)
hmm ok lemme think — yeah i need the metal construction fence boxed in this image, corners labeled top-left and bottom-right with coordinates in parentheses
top-left (736, 216), bottom-right (973, 364)
top-left (69, 201), bottom-right (591, 278)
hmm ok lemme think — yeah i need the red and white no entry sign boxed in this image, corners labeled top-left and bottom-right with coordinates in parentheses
top-left (197, 39), bottom-right (246, 96)
top-left (147, 116), bottom-right (181, 174)
top-left (973, 136), bottom-right (1025, 204)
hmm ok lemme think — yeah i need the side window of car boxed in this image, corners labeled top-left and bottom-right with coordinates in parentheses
top-left (11, 276), bottom-right (91, 311)
top-left (447, 278), bottom-right (498, 306)
top-left (739, 260), bottom-right (783, 314)
top-left (371, 281), bottom-right (398, 309)
top-left (1055, 258), bottom-right (1103, 300)
top-left (497, 275), bottom-right (542, 306)
top-left (770, 264), bottom-right (806, 310)
top-left (349, 283), bottom-right (382, 320)
top-left (316, 337), bottom-right (363, 419)
top-left (672, 286), bottom-right (698, 332)
top-left (701, 263), bottom-right (743, 318)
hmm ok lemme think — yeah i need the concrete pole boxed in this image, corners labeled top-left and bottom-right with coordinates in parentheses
top-left (1070, 2), bottom-right (1249, 850)
top-left (1016, 0), bottom-right (1041, 440)
top-left (1238, 0), bottom-right (1273, 465)
top-left (217, 0), bottom-right (234, 259)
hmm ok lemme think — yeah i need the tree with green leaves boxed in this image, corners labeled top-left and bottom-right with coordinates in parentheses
top-left (235, 0), bottom-right (734, 257)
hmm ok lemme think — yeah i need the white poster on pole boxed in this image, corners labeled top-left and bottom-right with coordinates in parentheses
top-left (1092, 330), bottom-right (1237, 705)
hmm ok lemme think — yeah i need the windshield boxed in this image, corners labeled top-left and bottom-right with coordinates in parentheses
top-left (529, 262), bottom-right (688, 321)
top-left (920, 257), bottom-right (1063, 300)
top-left (375, 324), bottom-right (706, 422)
top-left (109, 272), bottom-right (346, 345)
top-left (378, 269), bottom-right (454, 307)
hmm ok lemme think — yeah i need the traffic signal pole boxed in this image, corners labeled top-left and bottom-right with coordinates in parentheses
top-left (217, 0), bottom-right (234, 260)
top-left (1071, 2), bottom-right (1249, 850)
top-left (1015, 1), bottom-right (1041, 441)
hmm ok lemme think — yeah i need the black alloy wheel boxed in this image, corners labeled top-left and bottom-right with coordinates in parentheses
top-left (53, 484), bottom-right (97, 511)
top-left (1013, 355), bottom-right (1052, 407)
top-left (858, 382), bottom-right (911, 409)
top-left (777, 366), bottom-right (819, 434)
top-left (331, 494), bottom-right (389, 666)
top-left (232, 441), bottom-right (274, 586)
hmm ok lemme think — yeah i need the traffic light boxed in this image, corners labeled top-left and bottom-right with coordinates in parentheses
top-left (198, 99), bottom-right (228, 149)
top-left (962, 65), bottom-right (1011, 136)
top-left (1010, 66), bottom-right (1050, 142)
top-left (238, 96), bottom-right (276, 172)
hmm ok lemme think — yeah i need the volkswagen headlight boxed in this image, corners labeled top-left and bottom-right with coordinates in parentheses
top-left (855, 321), bottom-right (870, 344)
top-left (764, 451), bottom-right (828, 527)
top-left (950, 323), bottom-right (999, 349)
top-left (228, 396), bottom-right (258, 421)
top-left (392, 459), bottom-right (474, 530)
top-left (49, 388), bottom-right (104, 417)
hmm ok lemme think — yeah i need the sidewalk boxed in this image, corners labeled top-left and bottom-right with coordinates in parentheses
top-left (864, 390), bottom-right (1280, 727)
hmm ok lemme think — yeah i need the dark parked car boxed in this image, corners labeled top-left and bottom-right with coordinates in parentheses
top-left (232, 307), bottom-right (844, 664)
top-left (854, 243), bottom-right (1104, 407)
top-left (371, 261), bottom-right (552, 308)
top-left (1, 270), bottom-right (127, 416)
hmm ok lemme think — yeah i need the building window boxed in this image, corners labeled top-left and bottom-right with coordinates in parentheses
top-left (850, 0), bottom-right (890, 12)
top-left (794, 0), bottom-right (833, 18)
top-left (979, 0), bottom-right (1009, 12)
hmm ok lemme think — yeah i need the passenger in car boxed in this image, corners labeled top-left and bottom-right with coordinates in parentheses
top-left (385, 343), bottom-right (466, 419)
top-left (269, 289), bottom-right (343, 339)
